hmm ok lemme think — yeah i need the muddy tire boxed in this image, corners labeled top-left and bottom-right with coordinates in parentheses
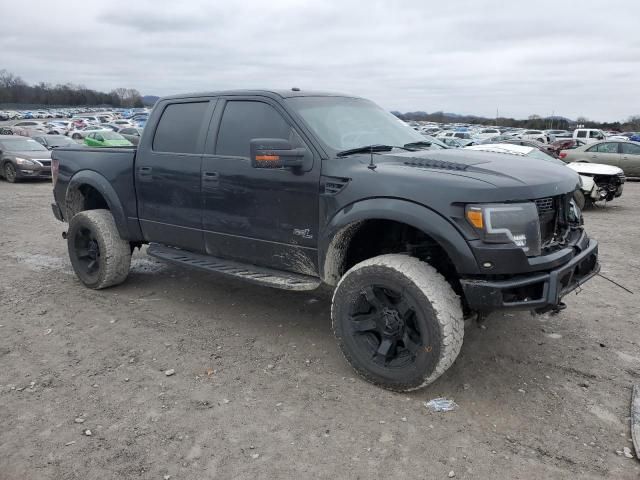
top-left (573, 189), bottom-right (586, 210)
top-left (67, 209), bottom-right (131, 289)
top-left (331, 254), bottom-right (464, 392)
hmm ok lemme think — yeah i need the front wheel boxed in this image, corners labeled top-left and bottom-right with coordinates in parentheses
top-left (331, 254), bottom-right (464, 392)
top-left (4, 162), bottom-right (18, 183)
top-left (573, 189), bottom-right (586, 210)
top-left (67, 209), bottom-right (131, 289)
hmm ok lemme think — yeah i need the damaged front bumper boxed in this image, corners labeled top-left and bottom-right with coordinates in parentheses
top-left (460, 233), bottom-right (599, 312)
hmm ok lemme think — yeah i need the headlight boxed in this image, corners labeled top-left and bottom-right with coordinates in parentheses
top-left (569, 198), bottom-right (582, 224)
top-left (465, 202), bottom-right (541, 256)
top-left (15, 157), bottom-right (36, 166)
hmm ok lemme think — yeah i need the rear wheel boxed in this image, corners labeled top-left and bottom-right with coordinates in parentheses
top-left (4, 162), bottom-right (18, 183)
top-left (67, 210), bottom-right (131, 289)
top-left (72, 133), bottom-right (81, 140)
top-left (331, 254), bottom-right (464, 392)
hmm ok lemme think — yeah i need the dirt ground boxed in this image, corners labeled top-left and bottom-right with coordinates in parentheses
top-left (1, 181), bottom-right (639, 480)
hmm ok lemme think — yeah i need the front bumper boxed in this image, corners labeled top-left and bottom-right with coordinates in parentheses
top-left (460, 236), bottom-right (599, 312)
top-left (17, 166), bottom-right (51, 178)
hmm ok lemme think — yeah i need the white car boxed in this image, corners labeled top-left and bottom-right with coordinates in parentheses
top-left (474, 128), bottom-right (501, 139)
top-left (464, 143), bottom-right (624, 208)
top-left (67, 125), bottom-right (112, 140)
top-left (519, 130), bottom-right (552, 143)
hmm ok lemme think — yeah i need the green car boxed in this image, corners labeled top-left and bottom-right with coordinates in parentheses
top-left (84, 131), bottom-right (133, 147)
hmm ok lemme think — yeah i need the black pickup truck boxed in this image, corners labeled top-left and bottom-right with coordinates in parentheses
top-left (51, 90), bottom-right (599, 391)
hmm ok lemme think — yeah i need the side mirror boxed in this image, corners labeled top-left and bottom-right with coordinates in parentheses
top-left (250, 138), bottom-right (305, 169)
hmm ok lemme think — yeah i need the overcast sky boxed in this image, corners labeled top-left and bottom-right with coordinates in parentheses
top-left (3, 0), bottom-right (638, 121)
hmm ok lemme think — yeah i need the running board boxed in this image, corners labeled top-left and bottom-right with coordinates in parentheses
top-left (147, 243), bottom-right (321, 291)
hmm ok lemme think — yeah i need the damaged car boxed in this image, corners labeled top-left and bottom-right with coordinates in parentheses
top-left (465, 143), bottom-right (624, 209)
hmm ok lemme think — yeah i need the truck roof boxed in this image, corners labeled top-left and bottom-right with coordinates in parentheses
top-left (158, 89), bottom-right (359, 102)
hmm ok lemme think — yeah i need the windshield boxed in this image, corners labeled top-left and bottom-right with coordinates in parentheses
top-left (0, 138), bottom-right (48, 152)
top-left (287, 97), bottom-right (426, 151)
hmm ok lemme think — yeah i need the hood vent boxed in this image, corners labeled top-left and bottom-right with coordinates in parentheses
top-left (322, 176), bottom-right (350, 195)
top-left (403, 159), bottom-right (469, 171)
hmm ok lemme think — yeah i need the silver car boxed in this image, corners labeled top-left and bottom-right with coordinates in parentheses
top-left (560, 140), bottom-right (640, 177)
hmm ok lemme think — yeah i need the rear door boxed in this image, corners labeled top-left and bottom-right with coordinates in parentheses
top-left (136, 99), bottom-right (215, 252)
top-left (200, 97), bottom-right (320, 274)
top-left (620, 142), bottom-right (640, 176)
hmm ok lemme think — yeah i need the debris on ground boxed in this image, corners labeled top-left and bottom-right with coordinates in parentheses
top-left (251, 453), bottom-right (260, 459)
top-left (448, 470), bottom-right (456, 478)
top-left (83, 429), bottom-right (92, 436)
top-left (64, 441), bottom-right (75, 446)
top-left (424, 398), bottom-right (458, 413)
top-left (74, 417), bottom-right (85, 423)
top-left (164, 369), bottom-right (175, 376)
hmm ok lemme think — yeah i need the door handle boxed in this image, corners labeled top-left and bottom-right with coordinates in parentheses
top-left (138, 166), bottom-right (152, 176)
top-left (202, 171), bottom-right (219, 182)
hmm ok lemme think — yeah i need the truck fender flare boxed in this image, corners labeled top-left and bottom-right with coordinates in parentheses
top-left (319, 198), bottom-right (480, 285)
top-left (66, 170), bottom-right (130, 240)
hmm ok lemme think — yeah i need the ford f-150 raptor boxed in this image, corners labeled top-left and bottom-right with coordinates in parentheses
top-left (51, 90), bottom-right (599, 391)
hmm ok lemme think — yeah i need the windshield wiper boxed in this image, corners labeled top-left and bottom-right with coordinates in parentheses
top-left (336, 144), bottom-right (412, 157)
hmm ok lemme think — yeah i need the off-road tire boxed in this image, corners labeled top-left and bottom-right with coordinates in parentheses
top-left (573, 189), bottom-right (586, 210)
top-left (331, 254), bottom-right (464, 392)
top-left (67, 209), bottom-right (131, 289)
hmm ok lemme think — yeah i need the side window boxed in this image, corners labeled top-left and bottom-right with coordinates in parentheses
top-left (215, 101), bottom-right (298, 158)
top-left (621, 143), bottom-right (640, 155)
top-left (153, 102), bottom-right (209, 154)
top-left (594, 142), bottom-right (617, 153)
top-left (589, 131), bottom-right (600, 138)
top-left (576, 131), bottom-right (587, 138)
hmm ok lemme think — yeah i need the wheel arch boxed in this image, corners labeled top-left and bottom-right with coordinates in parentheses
top-left (319, 198), bottom-right (480, 286)
top-left (65, 170), bottom-right (130, 239)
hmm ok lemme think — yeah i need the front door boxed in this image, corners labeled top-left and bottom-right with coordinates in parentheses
top-left (201, 98), bottom-right (320, 275)
top-left (586, 142), bottom-right (621, 167)
top-left (136, 99), bottom-right (214, 252)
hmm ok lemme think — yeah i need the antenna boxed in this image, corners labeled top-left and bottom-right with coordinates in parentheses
top-left (367, 146), bottom-right (377, 170)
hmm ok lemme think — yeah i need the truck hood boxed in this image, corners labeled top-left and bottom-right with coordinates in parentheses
top-left (566, 162), bottom-right (623, 176)
top-left (321, 148), bottom-right (581, 220)
top-left (379, 148), bottom-right (579, 198)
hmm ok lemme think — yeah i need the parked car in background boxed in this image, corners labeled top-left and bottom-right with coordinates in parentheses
top-left (548, 139), bottom-right (587, 156)
top-left (545, 129), bottom-right (571, 139)
top-left (46, 121), bottom-right (72, 135)
top-left (559, 140), bottom-right (640, 177)
top-left (475, 128), bottom-right (501, 139)
top-left (84, 131), bottom-right (133, 147)
top-left (119, 127), bottom-right (144, 145)
top-left (573, 128), bottom-right (605, 144)
top-left (465, 143), bottom-right (624, 208)
top-left (11, 120), bottom-right (48, 136)
top-left (32, 134), bottom-right (79, 150)
top-left (519, 130), bottom-right (552, 143)
top-left (0, 135), bottom-right (52, 182)
top-left (67, 125), bottom-right (111, 140)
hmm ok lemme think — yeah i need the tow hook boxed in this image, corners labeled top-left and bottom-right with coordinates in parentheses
top-left (550, 302), bottom-right (567, 315)
top-left (62, 231), bottom-right (67, 240)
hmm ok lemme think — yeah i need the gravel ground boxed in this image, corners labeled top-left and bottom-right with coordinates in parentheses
top-left (1, 180), bottom-right (639, 480)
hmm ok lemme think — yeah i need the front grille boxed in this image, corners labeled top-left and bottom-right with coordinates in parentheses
top-left (534, 197), bottom-right (554, 214)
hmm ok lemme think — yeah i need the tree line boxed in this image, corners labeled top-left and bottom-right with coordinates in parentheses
top-left (393, 110), bottom-right (640, 132)
top-left (0, 70), bottom-right (144, 108)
